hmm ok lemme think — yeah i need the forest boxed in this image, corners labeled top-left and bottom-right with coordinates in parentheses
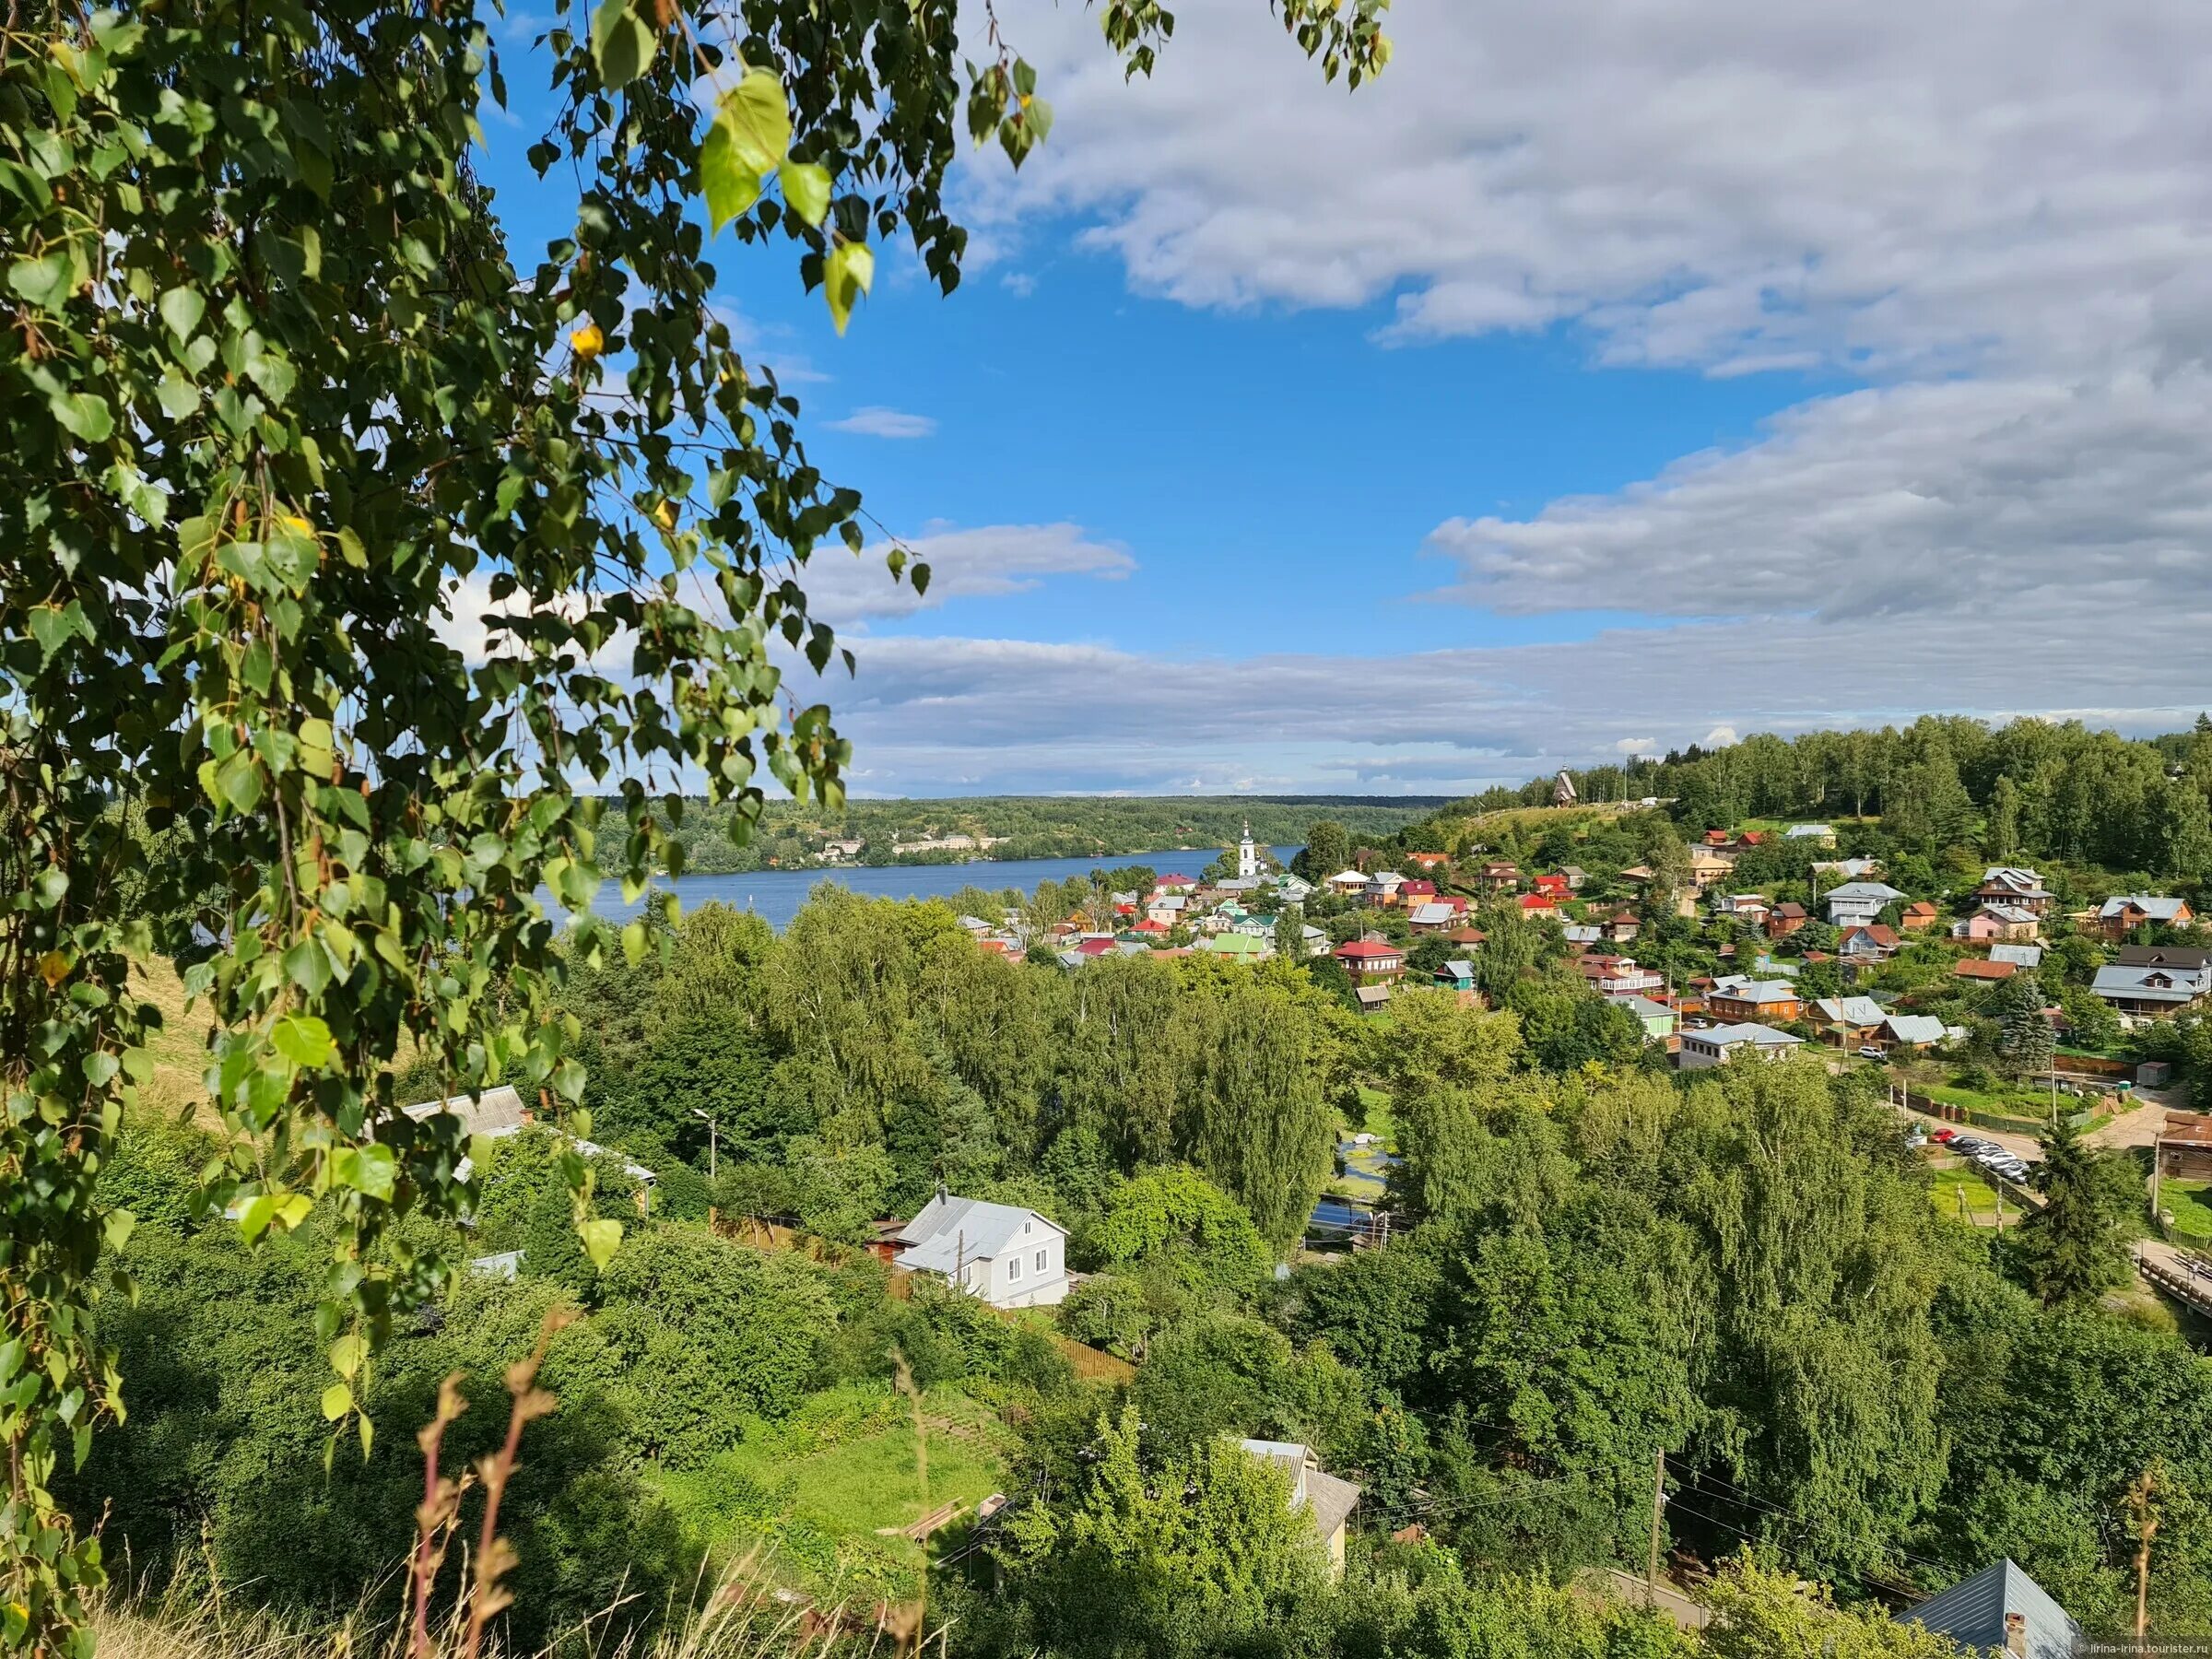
top-left (1400, 714), bottom-right (2212, 880)
top-left (71, 877), bottom-right (2212, 1654)
top-left (615, 795), bottom-right (1437, 874)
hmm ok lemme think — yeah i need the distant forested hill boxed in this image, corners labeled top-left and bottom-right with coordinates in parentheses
top-left (619, 794), bottom-right (1442, 874)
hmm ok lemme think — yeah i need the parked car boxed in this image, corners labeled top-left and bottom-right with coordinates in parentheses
top-left (1857, 1045), bottom-right (1887, 1060)
top-left (1931, 1128), bottom-right (1957, 1144)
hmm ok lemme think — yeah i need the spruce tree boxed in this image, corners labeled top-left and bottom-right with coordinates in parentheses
top-left (2015, 1116), bottom-right (2132, 1307)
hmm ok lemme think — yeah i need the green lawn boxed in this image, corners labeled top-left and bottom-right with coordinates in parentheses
top-left (1347, 1086), bottom-right (1397, 1148)
top-left (2162, 1180), bottom-right (2212, 1245)
top-left (1927, 1164), bottom-right (1999, 1224)
top-left (654, 1382), bottom-right (1011, 1600)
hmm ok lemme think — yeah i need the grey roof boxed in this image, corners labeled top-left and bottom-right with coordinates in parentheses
top-left (2093, 964), bottom-right (2209, 1004)
top-left (1895, 1559), bottom-right (2080, 1659)
top-left (1785, 823), bottom-right (1835, 838)
top-left (1409, 901), bottom-right (1454, 925)
top-left (1354, 984), bottom-right (1393, 1006)
top-left (1826, 880), bottom-right (1905, 902)
top-left (1977, 903), bottom-right (2041, 925)
top-left (894, 1194), bottom-right (1064, 1276)
top-left (1988, 943), bottom-right (2044, 968)
top-left (2101, 894), bottom-right (2188, 922)
top-left (1982, 865), bottom-right (2050, 890)
top-left (2118, 943), bottom-right (2211, 971)
top-left (405, 1084), bottom-right (529, 1137)
top-left (1815, 995), bottom-right (1885, 1026)
top-left (1304, 1467), bottom-right (1362, 1542)
top-left (1440, 959), bottom-right (1477, 980)
top-left (1562, 924), bottom-right (1603, 944)
top-left (1884, 1014), bottom-right (1948, 1044)
top-left (1714, 979), bottom-right (1798, 1006)
top-left (1694, 1023), bottom-right (1806, 1049)
top-left (1610, 995), bottom-right (1675, 1020)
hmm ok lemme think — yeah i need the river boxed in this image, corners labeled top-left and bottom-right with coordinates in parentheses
top-left (543, 845), bottom-right (1303, 930)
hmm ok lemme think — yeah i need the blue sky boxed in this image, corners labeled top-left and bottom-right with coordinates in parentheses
top-left (461, 2), bottom-right (2212, 796)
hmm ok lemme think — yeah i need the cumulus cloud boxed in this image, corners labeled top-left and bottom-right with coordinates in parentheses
top-left (794, 522), bottom-right (1135, 625)
top-left (974, 0), bottom-right (2212, 376)
top-left (822, 609), bottom-right (2209, 795)
top-left (1421, 371), bottom-right (2212, 621)
top-left (827, 406), bottom-right (939, 439)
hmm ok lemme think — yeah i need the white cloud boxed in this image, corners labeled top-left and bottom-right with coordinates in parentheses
top-left (1420, 371), bottom-right (2212, 623)
top-left (973, 0), bottom-right (2212, 378)
top-left (1702, 726), bottom-right (1740, 749)
top-left (823, 605), bottom-right (2209, 794)
top-left (827, 406), bottom-right (939, 439)
top-left (1614, 737), bottom-right (1654, 754)
top-left (794, 522), bottom-right (1135, 625)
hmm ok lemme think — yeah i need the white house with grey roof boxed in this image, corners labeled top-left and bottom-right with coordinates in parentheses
top-left (889, 1192), bottom-right (1069, 1310)
top-left (1824, 880), bottom-right (1905, 928)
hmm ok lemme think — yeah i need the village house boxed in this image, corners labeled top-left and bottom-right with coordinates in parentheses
top-left (1334, 936), bottom-right (1406, 983)
top-left (1145, 893), bottom-right (1188, 928)
top-left (1708, 977), bottom-right (1804, 1024)
top-left (2090, 957), bottom-right (2212, 1018)
top-left (1605, 911), bottom-right (1641, 944)
top-left (2156, 1115), bottom-right (2212, 1183)
top-left (1785, 823), bottom-right (1837, 844)
top-left (1563, 924), bottom-right (1604, 948)
top-left (1894, 1559), bottom-right (2080, 1659)
top-left (1354, 983), bottom-right (1393, 1014)
top-left (1713, 892), bottom-right (1771, 924)
top-left (1976, 866), bottom-right (2053, 914)
top-left (2096, 894), bottom-right (2194, 939)
top-left (1364, 872), bottom-right (1407, 907)
top-left (1532, 872), bottom-right (1571, 900)
top-left (1476, 859), bottom-right (1521, 893)
top-left (1687, 846), bottom-right (1736, 888)
top-left (1276, 874), bottom-right (1314, 903)
top-left (1404, 852), bottom-right (1450, 872)
top-left (1954, 958), bottom-right (2018, 984)
top-left (1434, 959), bottom-right (1477, 992)
top-left (1581, 955), bottom-right (1665, 995)
top-left (1325, 868), bottom-right (1371, 897)
top-left (1609, 994), bottom-right (1677, 1042)
top-left (1764, 901), bottom-right (1807, 939)
top-left (1811, 994), bottom-right (1886, 1048)
top-left (1988, 942), bottom-right (2043, 971)
top-left (889, 1192), bottom-right (1069, 1311)
top-left (1678, 1023), bottom-right (1806, 1067)
top-left (1881, 1013), bottom-right (1950, 1050)
top-left (1559, 865), bottom-right (1588, 890)
top-left (1237, 1440), bottom-right (1361, 1579)
top-left (1953, 903), bottom-right (2041, 943)
top-left (1518, 891), bottom-right (1559, 917)
top-left (1825, 880), bottom-right (1905, 929)
top-left (1900, 900), bottom-right (1940, 932)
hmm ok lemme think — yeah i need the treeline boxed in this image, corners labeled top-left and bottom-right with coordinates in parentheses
top-left (951, 1060), bottom-right (2212, 1653)
top-left (544, 888), bottom-right (1355, 1251)
top-left (609, 795), bottom-right (1431, 875)
top-left (1407, 715), bottom-right (2212, 878)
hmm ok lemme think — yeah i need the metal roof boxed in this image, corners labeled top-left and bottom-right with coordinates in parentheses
top-left (1893, 1559), bottom-right (2079, 1659)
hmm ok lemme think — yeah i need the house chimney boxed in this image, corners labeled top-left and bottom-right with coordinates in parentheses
top-left (2004, 1611), bottom-right (2027, 1656)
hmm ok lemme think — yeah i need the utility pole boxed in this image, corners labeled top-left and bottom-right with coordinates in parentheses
top-left (1647, 1450), bottom-right (1666, 1606)
top-left (2131, 1466), bottom-right (2158, 1641)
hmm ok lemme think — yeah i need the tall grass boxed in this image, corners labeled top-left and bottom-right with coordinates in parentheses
top-left (89, 1323), bottom-right (947, 1659)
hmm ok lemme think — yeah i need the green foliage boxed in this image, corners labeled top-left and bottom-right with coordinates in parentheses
top-left (987, 1406), bottom-right (1332, 1659)
top-left (2012, 1116), bottom-right (2133, 1307)
top-left (1088, 1167), bottom-right (1273, 1296)
top-left (0, 0), bottom-right (1386, 1636)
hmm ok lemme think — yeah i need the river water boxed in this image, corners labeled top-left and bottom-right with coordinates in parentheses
top-left (544, 845), bottom-right (1302, 930)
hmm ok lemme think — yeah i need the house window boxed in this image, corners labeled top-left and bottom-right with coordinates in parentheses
top-left (1007, 1254), bottom-right (1023, 1282)
top-left (1035, 1248), bottom-right (1049, 1273)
